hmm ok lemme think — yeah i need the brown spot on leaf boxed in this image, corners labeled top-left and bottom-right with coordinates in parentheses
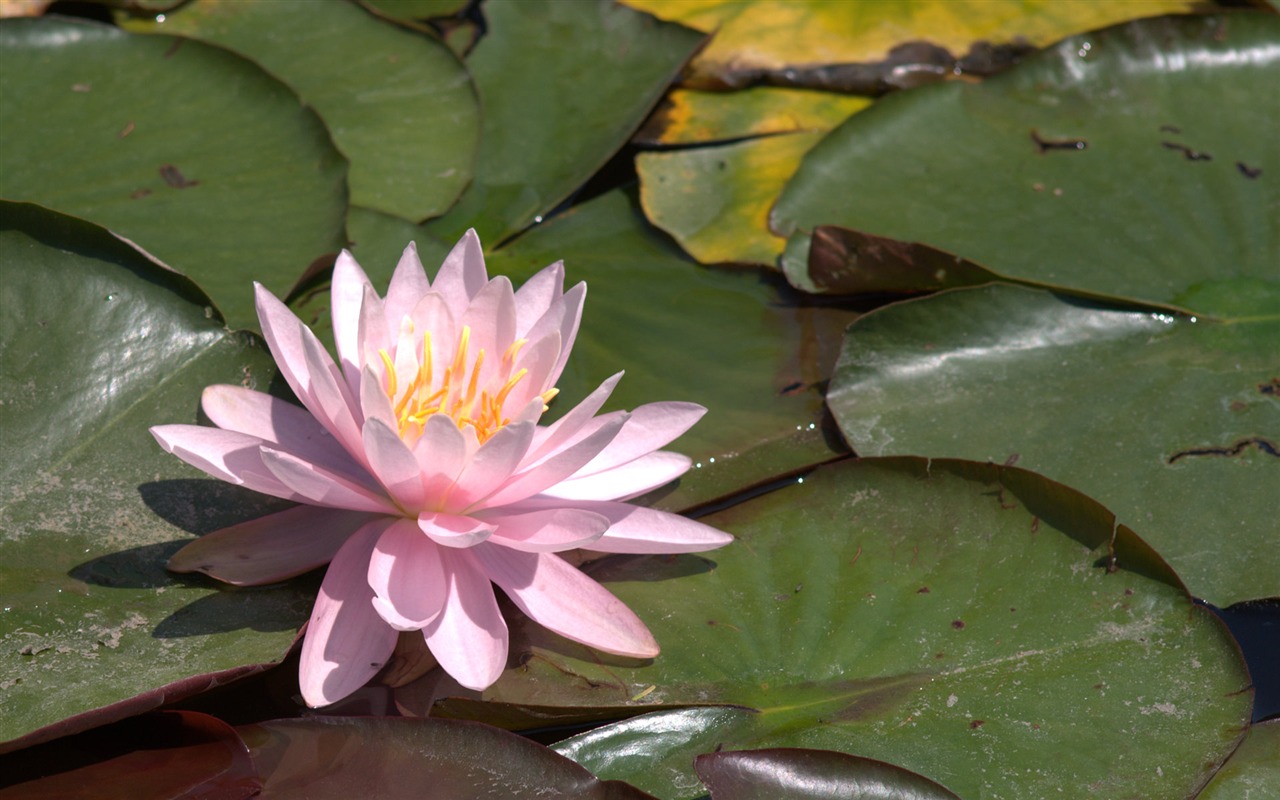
top-left (1237, 162), bottom-right (1262, 179)
top-left (951, 620), bottom-right (966, 630)
top-left (160, 164), bottom-right (199, 189)
top-left (1030, 129), bottom-right (1087, 153)
top-left (1161, 141), bottom-right (1212, 161)
top-left (1168, 437), bottom-right (1279, 463)
top-left (917, 586), bottom-right (931, 594)
top-left (969, 719), bottom-right (985, 729)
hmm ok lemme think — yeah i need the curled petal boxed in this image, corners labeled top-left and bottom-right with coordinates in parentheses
top-left (513, 260), bottom-right (564, 336)
top-left (423, 548), bottom-right (508, 691)
top-left (478, 508), bottom-right (610, 553)
top-left (473, 545), bottom-right (658, 659)
top-left (261, 447), bottom-right (398, 514)
top-left (331, 250), bottom-right (375, 396)
top-left (418, 512), bottom-right (495, 548)
top-left (541, 451), bottom-right (692, 502)
top-left (362, 417), bottom-right (426, 510)
top-left (369, 519), bottom-right (447, 630)
top-left (571, 402), bottom-right (705, 477)
top-left (525, 372), bottom-right (622, 466)
top-left (431, 228), bottom-right (488, 318)
top-left (167, 505), bottom-right (376, 585)
top-left (384, 241), bottom-right (430, 333)
top-left (151, 425), bottom-right (304, 502)
top-left (299, 520), bottom-right (398, 707)
top-left (576, 502), bottom-right (733, 554)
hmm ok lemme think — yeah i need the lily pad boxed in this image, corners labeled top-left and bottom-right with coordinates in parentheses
top-left (826, 284), bottom-right (1279, 606)
top-left (772, 13), bottom-right (1280, 316)
top-left (638, 132), bottom-right (825, 266)
top-left (425, 0), bottom-right (703, 244)
top-left (452, 458), bottom-right (1250, 799)
top-left (0, 202), bottom-right (312, 747)
top-left (621, 0), bottom-right (1193, 91)
top-left (635, 88), bottom-right (870, 146)
top-left (1198, 720), bottom-right (1280, 800)
top-left (126, 0), bottom-right (478, 223)
top-left (239, 716), bottom-right (656, 799)
top-left (694, 748), bottom-right (962, 800)
top-left (0, 16), bottom-right (347, 330)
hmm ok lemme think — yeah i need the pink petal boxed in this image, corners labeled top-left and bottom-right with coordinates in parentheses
top-left (478, 414), bottom-right (627, 509)
top-left (418, 512), bottom-right (495, 548)
top-left (525, 372), bottom-right (622, 465)
top-left (448, 421), bottom-right (536, 509)
top-left (477, 508), bottom-right (610, 553)
top-left (473, 546), bottom-right (658, 658)
top-left (513, 261), bottom-right (564, 336)
top-left (167, 505), bottom-right (376, 585)
top-left (501, 329), bottom-right (562, 412)
top-left (572, 401), bottom-right (705, 477)
top-left (422, 547), bottom-right (508, 691)
top-left (362, 417), bottom-right (425, 510)
top-left (151, 424), bottom-right (304, 502)
top-left (575, 502), bottom-right (733, 554)
top-left (431, 229), bottom-right (488, 319)
top-left (540, 451), bottom-right (692, 501)
top-left (299, 520), bottom-right (398, 707)
top-left (356, 283), bottom-right (391, 376)
top-left (521, 282), bottom-right (585, 390)
top-left (368, 518), bottom-right (446, 630)
top-left (413, 413), bottom-right (470, 500)
top-left (407, 291), bottom-right (457, 372)
top-left (255, 285), bottom-right (363, 458)
top-left (459, 275), bottom-right (516, 368)
top-left (301, 332), bottom-right (365, 459)
top-left (384, 242), bottom-right (431, 333)
top-left (200, 385), bottom-right (370, 488)
top-left (331, 250), bottom-right (375, 396)
top-left (261, 447), bottom-right (398, 514)
top-left (359, 363), bottom-right (397, 432)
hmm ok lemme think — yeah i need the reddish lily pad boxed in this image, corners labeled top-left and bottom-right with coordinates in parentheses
top-left (695, 748), bottom-right (962, 800)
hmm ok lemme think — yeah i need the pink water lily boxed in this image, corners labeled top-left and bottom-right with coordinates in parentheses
top-left (151, 231), bottom-right (732, 707)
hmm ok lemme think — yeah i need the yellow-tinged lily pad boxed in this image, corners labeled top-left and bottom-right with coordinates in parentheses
top-left (639, 132), bottom-right (825, 266)
top-left (624, 0), bottom-right (1197, 92)
top-left (636, 87), bottom-right (870, 145)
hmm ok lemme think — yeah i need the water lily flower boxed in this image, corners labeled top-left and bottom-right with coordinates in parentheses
top-left (151, 231), bottom-right (732, 707)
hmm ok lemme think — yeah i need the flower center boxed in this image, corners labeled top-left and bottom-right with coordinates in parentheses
top-left (378, 324), bottom-right (557, 444)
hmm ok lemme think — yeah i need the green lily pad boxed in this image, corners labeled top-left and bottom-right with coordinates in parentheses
top-left (126, 0), bottom-right (478, 223)
top-left (1198, 720), bottom-right (1280, 800)
top-left (772, 13), bottom-right (1280, 316)
top-left (425, 0), bottom-right (704, 244)
top-left (239, 717), bottom-right (656, 799)
top-left (0, 16), bottom-right (347, 331)
top-left (0, 202), bottom-right (312, 747)
top-left (444, 458), bottom-right (1249, 799)
top-left (826, 284), bottom-right (1279, 606)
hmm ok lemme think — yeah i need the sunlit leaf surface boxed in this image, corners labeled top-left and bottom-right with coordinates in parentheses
top-left (622, 0), bottom-right (1194, 91)
top-left (0, 16), bottom-right (347, 329)
top-left (451, 458), bottom-right (1246, 799)
top-left (826, 285), bottom-right (1280, 606)
top-left (773, 13), bottom-right (1280, 315)
top-left (694, 748), bottom-right (962, 800)
top-left (0, 202), bottom-right (311, 746)
top-left (636, 87), bottom-right (870, 145)
top-left (126, 0), bottom-right (479, 223)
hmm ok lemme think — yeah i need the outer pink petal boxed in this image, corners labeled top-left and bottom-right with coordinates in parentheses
top-left (577, 502), bottom-right (732, 554)
top-left (448, 421), bottom-right (536, 509)
top-left (478, 414), bottom-right (627, 509)
top-left (167, 505), bottom-right (376, 585)
top-left (368, 518), bottom-right (446, 630)
top-left (331, 250), bottom-right (375, 396)
top-left (200, 385), bottom-right (371, 489)
top-left (422, 548), bottom-right (508, 691)
top-left (473, 546), bottom-right (658, 658)
top-left (418, 512), bottom-right (495, 548)
top-left (513, 261), bottom-right (564, 336)
top-left (150, 425), bottom-right (305, 502)
top-left (571, 402), bottom-right (705, 478)
top-left (520, 282), bottom-right (584, 390)
top-left (362, 417), bottom-right (425, 510)
top-left (301, 332), bottom-right (365, 458)
top-left (541, 451), bottom-right (692, 502)
top-left (478, 508), bottom-right (610, 553)
top-left (431, 229), bottom-right (488, 318)
top-left (524, 372), bottom-right (622, 466)
top-left (299, 520), bottom-right (398, 707)
top-left (261, 447), bottom-right (399, 514)
top-left (384, 242), bottom-right (431, 334)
